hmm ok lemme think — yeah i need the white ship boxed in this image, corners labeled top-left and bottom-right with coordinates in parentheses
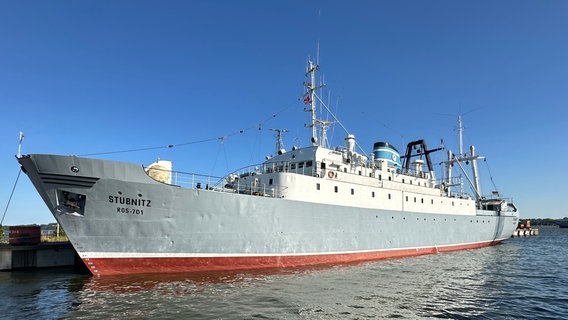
top-left (17, 59), bottom-right (519, 275)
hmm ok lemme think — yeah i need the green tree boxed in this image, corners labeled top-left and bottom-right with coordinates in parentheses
top-left (0, 225), bottom-right (4, 242)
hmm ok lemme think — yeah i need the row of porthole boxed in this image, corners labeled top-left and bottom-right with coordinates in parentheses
top-left (320, 183), bottom-right (470, 208)
top-left (381, 216), bottom-right (492, 224)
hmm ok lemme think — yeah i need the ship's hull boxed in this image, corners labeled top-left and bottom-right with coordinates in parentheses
top-left (18, 154), bottom-right (519, 276)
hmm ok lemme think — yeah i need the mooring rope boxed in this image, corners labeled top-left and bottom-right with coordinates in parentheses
top-left (1, 168), bottom-right (22, 225)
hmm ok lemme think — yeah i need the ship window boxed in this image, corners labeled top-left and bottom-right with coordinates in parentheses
top-left (431, 199), bottom-right (434, 204)
top-left (410, 180), bottom-right (413, 185)
top-left (421, 198), bottom-right (424, 204)
top-left (351, 188), bottom-right (354, 195)
top-left (406, 196), bottom-right (408, 202)
top-left (321, 162), bottom-right (326, 169)
top-left (358, 171), bottom-right (362, 175)
top-left (334, 186), bottom-right (338, 193)
top-left (372, 191), bottom-right (375, 198)
top-left (269, 178), bottom-right (273, 185)
top-left (379, 175), bottom-right (382, 180)
top-left (291, 163), bottom-right (296, 170)
top-left (418, 182), bottom-right (421, 186)
top-left (388, 176), bottom-right (391, 181)
top-left (306, 161), bottom-right (312, 167)
top-left (316, 183), bottom-right (320, 190)
top-left (343, 168), bottom-right (347, 173)
top-left (388, 193), bottom-right (391, 199)
top-left (452, 201), bottom-right (455, 206)
top-left (414, 197), bottom-right (416, 203)
top-left (402, 179), bottom-right (405, 183)
top-left (298, 162), bottom-right (304, 169)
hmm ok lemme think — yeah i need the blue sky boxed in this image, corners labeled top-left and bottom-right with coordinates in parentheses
top-left (1, 1), bottom-right (567, 225)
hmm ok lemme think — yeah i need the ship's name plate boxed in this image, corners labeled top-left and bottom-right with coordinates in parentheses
top-left (109, 196), bottom-right (152, 215)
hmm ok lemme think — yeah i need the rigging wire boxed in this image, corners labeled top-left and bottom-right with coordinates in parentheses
top-left (484, 159), bottom-right (499, 192)
top-left (78, 100), bottom-right (297, 157)
top-left (222, 138), bottom-right (230, 173)
top-left (210, 137), bottom-right (224, 175)
top-left (313, 92), bottom-right (367, 154)
top-left (1, 168), bottom-right (22, 225)
top-left (247, 123), bottom-right (263, 165)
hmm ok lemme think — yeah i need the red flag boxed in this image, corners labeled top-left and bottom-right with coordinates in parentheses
top-left (303, 96), bottom-right (310, 104)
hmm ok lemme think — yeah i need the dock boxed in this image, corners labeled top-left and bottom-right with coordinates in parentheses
top-left (512, 219), bottom-right (538, 237)
top-left (0, 242), bottom-right (80, 270)
top-left (511, 228), bottom-right (539, 237)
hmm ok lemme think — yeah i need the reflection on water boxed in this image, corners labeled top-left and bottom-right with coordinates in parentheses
top-left (2, 226), bottom-right (567, 319)
top-left (0, 267), bottom-right (89, 320)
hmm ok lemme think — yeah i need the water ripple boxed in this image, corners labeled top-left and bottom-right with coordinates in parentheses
top-left (1, 227), bottom-right (567, 319)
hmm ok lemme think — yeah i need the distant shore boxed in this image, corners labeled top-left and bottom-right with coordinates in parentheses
top-left (522, 218), bottom-right (568, 226)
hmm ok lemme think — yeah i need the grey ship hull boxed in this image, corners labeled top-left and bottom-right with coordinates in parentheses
top-left (18, 154), bottom-right (519, 276)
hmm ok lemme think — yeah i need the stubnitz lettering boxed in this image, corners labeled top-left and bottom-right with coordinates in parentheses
top-left (109, 196), bottom-right (151, 207)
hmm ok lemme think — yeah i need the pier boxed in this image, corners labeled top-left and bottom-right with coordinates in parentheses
top-left (0, 241), bottom-right (79, 270)
top-left (511, 219), bottom-right (538, 237)
top-left (511, 228), bottom-right (539, 237)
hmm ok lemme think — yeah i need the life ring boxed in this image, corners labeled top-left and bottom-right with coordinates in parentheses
top-left (328, 171), bottom-right (335, 179)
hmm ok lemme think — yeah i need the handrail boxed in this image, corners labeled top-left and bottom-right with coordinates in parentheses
top-left (144, 165), bottom-right (288, 198)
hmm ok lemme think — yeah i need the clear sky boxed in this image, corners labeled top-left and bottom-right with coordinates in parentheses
top-left (1, 1), bottom-right (567, 225)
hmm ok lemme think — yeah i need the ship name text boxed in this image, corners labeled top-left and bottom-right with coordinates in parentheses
top-left (108, 196), bottom-right (152, 207)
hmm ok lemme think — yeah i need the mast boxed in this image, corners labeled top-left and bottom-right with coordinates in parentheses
top-left (444, 116), bottom-right (484, 201)
top-left (17, 132), bottom-right (24, 158)
top-left (458, 115), bottom-right (464, 156)
top-left (304, 59), bottom-right (324, 146)
top-left (470, 145), bottom-right (482, 198)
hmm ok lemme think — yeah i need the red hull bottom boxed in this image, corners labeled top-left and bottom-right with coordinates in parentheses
top-left (83, 240), bottom-right (503, 276)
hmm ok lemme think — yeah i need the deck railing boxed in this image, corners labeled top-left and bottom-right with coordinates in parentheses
top-left (144, 165), bottom-right (288, 198)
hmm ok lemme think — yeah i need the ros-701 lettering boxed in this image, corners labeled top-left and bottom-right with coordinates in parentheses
top-left (117, 207), bottom-right (144, 215)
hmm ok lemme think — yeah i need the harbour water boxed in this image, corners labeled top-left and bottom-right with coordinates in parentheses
top-left (1, 226), bottom-right (566, 319)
